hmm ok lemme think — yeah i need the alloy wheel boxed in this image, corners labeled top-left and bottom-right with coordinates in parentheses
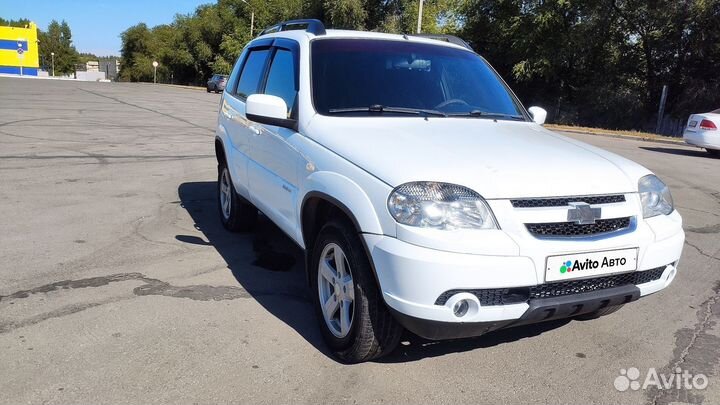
top-left (317, 243), bottom-right (355, 338)
top-left (219, 168), bottom-right (232, 220)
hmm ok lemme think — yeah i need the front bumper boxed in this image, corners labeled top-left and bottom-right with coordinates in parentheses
top-left (364, 219), bottom-right (684, 339)
top-left (389, 284), bottom-right (642, 340)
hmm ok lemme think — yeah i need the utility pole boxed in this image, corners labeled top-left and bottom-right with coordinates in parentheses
top-left (241, 0), bottom-right (254, 36)
top-left (417, 0), bottom-right (424, 33)
top-left (655, 85), bottom-right (668, 134)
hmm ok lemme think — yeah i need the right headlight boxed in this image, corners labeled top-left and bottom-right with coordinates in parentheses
top-left (639, 174), bottom-right (674, 218)
top-left (387, 182), bottom-right (498, 230)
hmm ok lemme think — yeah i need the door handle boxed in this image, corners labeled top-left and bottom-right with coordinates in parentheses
top-left (249, 125), bottom-right (261, 135)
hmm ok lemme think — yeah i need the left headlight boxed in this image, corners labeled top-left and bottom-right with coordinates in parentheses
top-left (387, 182), bottom-right (498, 230)
top-left (639, 174), bottom-right (673, 218)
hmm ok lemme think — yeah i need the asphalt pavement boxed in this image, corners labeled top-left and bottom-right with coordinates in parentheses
top-left (1, 77), bottom-right (718, 405)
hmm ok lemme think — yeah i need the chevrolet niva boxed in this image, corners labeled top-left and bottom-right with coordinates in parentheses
top-left (213, 20), bottom-right (685, 363)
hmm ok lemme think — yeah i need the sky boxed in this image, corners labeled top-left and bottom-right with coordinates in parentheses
top-left (0, 0), bottom-right (212, 56)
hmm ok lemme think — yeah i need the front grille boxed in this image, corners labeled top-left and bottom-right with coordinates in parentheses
top-left (529, 267), bottom-right (665, 299)
top-left (511, 194), bottom-right (626, 208)
top-left (434, 266), bottom-right (667, 306)
top-left (526, 217), bottom-right (631, 237)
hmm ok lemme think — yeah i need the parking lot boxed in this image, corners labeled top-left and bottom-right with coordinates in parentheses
top-left (1, 77), bottom-right (718, 404)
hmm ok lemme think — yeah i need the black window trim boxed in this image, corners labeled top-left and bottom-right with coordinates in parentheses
top-left (228, 37), bottom-right (300, 106)
top-left (230, 38), bottom-right (274, 100)
top-left (258, 39), bottom-right (300, 119)
top-left (225, 51), bottom-right (246, 95)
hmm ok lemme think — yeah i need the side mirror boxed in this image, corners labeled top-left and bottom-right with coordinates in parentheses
top-left (528, 106), bottom-right (547, 125)
top-left (246, 94), bottom-right (297, 130)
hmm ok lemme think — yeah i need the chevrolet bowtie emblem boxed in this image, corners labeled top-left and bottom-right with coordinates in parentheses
top-left (567, 202), bottom-right (601, 225)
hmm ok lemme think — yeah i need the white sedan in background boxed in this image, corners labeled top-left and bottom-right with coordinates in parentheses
top-left (684, 108), bottom-right (720, 157)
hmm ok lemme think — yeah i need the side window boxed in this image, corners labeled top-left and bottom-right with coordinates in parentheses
top-left (264, 49), bottom-right (297, 117)
top-left (236, 48), bottom-right (270, 99)
top-left (225, 49), bottom-right (247, 94)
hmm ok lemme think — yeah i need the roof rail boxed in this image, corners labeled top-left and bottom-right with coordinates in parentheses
top-left (258, 19), bottom-right (326, 37)
top-left (411, 34), bottom-right (473, 51)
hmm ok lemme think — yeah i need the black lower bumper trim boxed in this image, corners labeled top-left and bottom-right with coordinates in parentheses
top-left (390, 284), bottom-right (641, 340)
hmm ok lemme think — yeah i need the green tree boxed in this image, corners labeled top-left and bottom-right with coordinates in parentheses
top-left (118, 23), bottom-right (155, 81)
top-left (460, 0), bottom-right (720, 131)
top-left (115, 0), bottom-right (720, 132)
top-left (38, 20), bottom-right (79, 75)
top-left (324, 0), bottom-right (367, 29)
top-left (77, 52), bottom-right (99, 64)
top-left (0, 18), bottom-right (31, 28)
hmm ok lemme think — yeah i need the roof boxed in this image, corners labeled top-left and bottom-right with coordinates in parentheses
top-left (259, 29), bottom-right (471, 51)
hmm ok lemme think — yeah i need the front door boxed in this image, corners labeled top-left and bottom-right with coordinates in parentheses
top-left (247, 43), bottom-right (301, 238)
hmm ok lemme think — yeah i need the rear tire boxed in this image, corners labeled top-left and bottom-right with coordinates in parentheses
top-left (707, 149), bottom-right (720, 157)
top-left (217, 163), bottom-right (257, 232)
top-left (575, 304), bottom-right (624, 320)
top-left (310, 219), bottom-right (402, 363)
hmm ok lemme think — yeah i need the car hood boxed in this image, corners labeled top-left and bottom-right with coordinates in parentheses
top-left (304, 116), bottom-right (651, 199)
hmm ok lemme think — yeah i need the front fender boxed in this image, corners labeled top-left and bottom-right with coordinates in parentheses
top-left (300, 171), bottom-right (384, 237)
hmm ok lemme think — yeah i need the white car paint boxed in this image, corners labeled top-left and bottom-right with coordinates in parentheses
top-left (215, 28), bottom-right (685, 330)
top-left (304, 116), bottom-right (646, 199)
top-left (684, 109), bottom-right (720, 153)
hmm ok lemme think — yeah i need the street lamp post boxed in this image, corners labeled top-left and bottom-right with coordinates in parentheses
top-left (152, 61), bottom-right (158, 83)
top-left (417, 0), bottom-right (424, 33)
top-left (51, 52), bottom-right (55, 77)
top-left (241, 0), bottom-right (254, 36)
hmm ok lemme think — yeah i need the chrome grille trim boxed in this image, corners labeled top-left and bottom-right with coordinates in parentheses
top-left (511, 194), bottom-right (626, 208)
top-left (526, 217), bottom-right (632, 237)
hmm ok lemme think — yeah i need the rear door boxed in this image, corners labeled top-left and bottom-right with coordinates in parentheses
top-left (247, 39), bottom-right (302, 238)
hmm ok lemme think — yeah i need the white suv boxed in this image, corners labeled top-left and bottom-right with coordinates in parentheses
top-left (214, 20), bottom-right (685, 362)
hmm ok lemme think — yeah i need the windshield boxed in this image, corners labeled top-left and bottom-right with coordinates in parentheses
top-left (311, 39), bottom-right (526, 120)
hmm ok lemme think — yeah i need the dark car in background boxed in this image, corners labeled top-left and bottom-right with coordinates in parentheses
top-left (207, 74), bottom-right (228, 93)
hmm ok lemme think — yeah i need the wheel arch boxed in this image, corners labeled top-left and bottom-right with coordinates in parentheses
top-left (215, 136), bottom-right (227, 166)
top-left (300, 185), bottom-right (384, 287)
top-left (301, 191), bottom-right (364, 250)
top-left (299, 171), bottom-right (384, 249)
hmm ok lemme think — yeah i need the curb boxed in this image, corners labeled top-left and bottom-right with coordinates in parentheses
top-left (131, 82), bottom-right (206, 91)
top-left (160, 83), bottom-right (206, 91)
top-left (550, 127), bottom-right (685, 146)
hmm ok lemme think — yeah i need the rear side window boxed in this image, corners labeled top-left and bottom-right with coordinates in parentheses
top-left (264, 49), bottom-right (297, 116)
top-left (226, 49), bottom-right (247, 93)
top-left (236, 49), bottom-right (270, 99)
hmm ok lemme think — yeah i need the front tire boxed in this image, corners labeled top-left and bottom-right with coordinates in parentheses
top-left (707, 149), bottom-right (720, 157)
top-left (217, 163), bottom-right (257, 231)
top-left (310, 219), bottom-right (402, 363)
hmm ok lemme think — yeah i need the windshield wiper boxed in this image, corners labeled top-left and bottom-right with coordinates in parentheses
top-left (328, 105), bottom-right (447, 117)
top-left (447, 110), bottom-right (525, 121)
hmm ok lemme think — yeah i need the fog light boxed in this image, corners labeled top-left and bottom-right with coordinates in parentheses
top-left (453, 299), bottom-right (469, 317)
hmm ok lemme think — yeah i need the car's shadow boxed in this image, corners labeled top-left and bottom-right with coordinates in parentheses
top-left (640, 146), bottom-right (715, 158)
top-left (177, 181), bottom-right (572, 363)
